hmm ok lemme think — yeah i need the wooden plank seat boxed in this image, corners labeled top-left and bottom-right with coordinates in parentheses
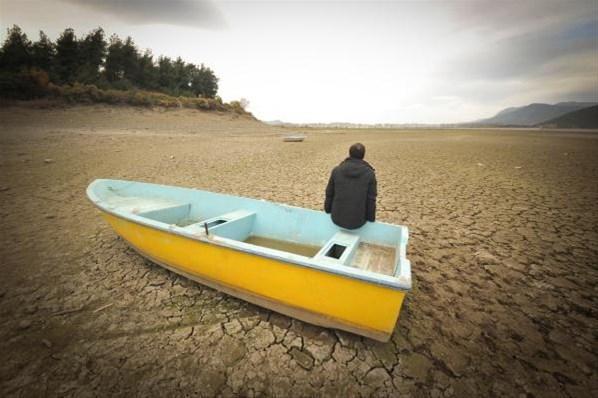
top-left (350, 243), bottom-right (397, 276)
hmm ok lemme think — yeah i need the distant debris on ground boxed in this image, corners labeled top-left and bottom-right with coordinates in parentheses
top-left (283, 133), bottom-right (306, 142)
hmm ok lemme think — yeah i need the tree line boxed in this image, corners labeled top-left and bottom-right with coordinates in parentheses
top-left (0, 25), bottom-right (219, 99)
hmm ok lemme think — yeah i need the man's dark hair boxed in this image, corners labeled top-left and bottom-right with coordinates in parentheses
top-left (349, 143), bottom-right (365, 160)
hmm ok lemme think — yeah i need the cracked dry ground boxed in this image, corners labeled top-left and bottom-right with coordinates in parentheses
top-left (1, 106), bottom-right (597, 397)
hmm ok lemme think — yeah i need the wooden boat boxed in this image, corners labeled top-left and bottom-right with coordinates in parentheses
top-left (87, 179), bottom-right (411, 341)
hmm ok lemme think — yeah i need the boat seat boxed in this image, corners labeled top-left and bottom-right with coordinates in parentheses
top-left (183, 209), bottom-right (256, 241)
top-left (105, 196), bottom-right (188, 215)
top-left (314, 231), bottom-right (361, 266)
top-left (136, 203), bottom-right (192, 223)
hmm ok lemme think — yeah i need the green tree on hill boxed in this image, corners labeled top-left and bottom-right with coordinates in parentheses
top-left (104, 34), bottom-right (126, 82)
top-left (54, 28), bottom-right (80, 83)
top-left (135, 49), bottom-right (158, 90)
top-left (172, 57), bottom-right (191, 96)
top-left (157, 55), bottom-right (174, 91)
top-left (104, 35), bottom-right (139, 88)
top-left (0, 25), bottom-right (32, 71)
top-left (77, 27), bottom-right (106, 83)
top-left (191, 64), bottom-right (218, 98)
top-left (31, 31), bottom-right (55, 72)
top-left (121, 37), bottom-right (139, 82)
top-left (0, 25), bottom-right (221, 100)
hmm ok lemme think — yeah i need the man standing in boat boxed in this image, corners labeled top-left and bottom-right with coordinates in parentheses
top-left (325, 143), bottom-right (377, 229)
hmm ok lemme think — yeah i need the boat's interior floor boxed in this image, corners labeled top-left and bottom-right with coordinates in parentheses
top-left (351, 243), bottom-right (396, 276)
top-left (243, 236), bottom-right (320, 258)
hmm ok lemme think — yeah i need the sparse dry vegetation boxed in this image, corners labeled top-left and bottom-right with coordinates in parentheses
top-left (0, 68), bottom-right (252, 115)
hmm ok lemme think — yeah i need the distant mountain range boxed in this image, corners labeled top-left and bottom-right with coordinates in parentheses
top-left (472, 102), bottom-right (597, 127)
top-left (264, 101), bottom-right (598, 129)
top-left (537, 105), bottom-right (598, 129)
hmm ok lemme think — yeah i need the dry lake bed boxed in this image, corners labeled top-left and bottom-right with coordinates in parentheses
top-left (0, 106), bottom-right (597, 397)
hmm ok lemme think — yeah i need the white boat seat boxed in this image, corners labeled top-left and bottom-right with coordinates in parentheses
top-left (314, 231), bottom-right (361, 265)
top-left (183, 210), bottom-right (256, 241)
top-left (136, 203), bottom-right (192, 223)
top-left (105, 195), bottom-right (187, 215)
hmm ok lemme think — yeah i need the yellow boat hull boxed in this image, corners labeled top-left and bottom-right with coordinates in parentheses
top-left (103, 212), bottom-right (405, 342)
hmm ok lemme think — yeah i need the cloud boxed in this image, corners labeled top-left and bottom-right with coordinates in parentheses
top-left (449, 20), bottom-right (597, 80)
top-left (450, 0), bottom-right (596, 38)
top-left (63, 0), bottom-right (225, 29)
top-left (434, 0), bottom-right (598, 114)
top-left (444, 0), bottom-right (597, 79)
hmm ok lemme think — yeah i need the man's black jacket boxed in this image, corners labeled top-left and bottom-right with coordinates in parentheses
top-left (324, 157), bottom-right (377, 229)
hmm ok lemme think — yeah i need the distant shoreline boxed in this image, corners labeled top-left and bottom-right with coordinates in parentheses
top-left (2, 103), bottom-right (596, 135)
top-left (266, 123), bottom-right (598, 133)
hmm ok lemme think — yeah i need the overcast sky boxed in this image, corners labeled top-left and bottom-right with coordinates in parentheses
top-left (1, 0), bottom-right (597, 123)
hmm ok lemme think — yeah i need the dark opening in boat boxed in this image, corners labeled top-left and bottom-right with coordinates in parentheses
top-left (206, 219), bottom-right (227, 228)
top-left (325, 244), bottom-right (346, 259)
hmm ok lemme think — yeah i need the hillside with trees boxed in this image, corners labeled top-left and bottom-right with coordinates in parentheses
top-left (0, 25), bottom-right (248, 114)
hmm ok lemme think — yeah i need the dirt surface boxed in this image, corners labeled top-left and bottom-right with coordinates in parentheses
top-left (0, 105), bottom-right (597, 397)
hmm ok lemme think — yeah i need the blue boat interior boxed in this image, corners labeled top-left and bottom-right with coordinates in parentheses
top-left (88, 179), bottom-right (411, 289)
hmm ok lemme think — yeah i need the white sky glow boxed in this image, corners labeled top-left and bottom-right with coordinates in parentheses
top-left (1, 0), bottom-right (597, 123)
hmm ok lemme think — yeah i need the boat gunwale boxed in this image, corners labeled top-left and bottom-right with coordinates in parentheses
top-left (86, 179), bottom-right (412, 291)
